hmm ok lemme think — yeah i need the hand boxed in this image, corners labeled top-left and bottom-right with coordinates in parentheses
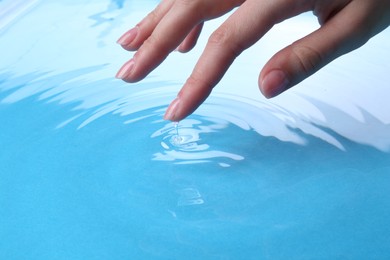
top-left (116, 0), bottom-right (390, 121)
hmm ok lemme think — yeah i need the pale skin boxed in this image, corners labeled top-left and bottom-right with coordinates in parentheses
top-left (116, 0), bottom-right (390, 121)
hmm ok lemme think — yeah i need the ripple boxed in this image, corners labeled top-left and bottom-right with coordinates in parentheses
top-left (0, 67), bottom-right (351, 154)
top-left (146, 93), bottom-right (300, 167)
top-left (151, 118), bottom-right (245, 167)
top-left (143, 87), bottom-right (366, 165)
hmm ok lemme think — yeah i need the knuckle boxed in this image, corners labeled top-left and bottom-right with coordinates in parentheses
top-left (143, 33), bottom-right (158, 48)
top-left (140, 0), bottom-right (172, 26)
top-left (186, 73), bottom-right (213, 92)
top-left (290, 45), bottom-right (323, 75)
top-left (177, 0), bottom-right (201, 8)
top-left (146, 9), bottom-right (160, 23)
top-left (143, 33), bottom-right (171, 54)
top-left (175, 0), bottom-right (205, 19)
top-left (209, 27), bottom-right (229, 46)
top-left (187, 73), bottom-right (206, 87)
top-left (208, 27), bottom-right (244, 57)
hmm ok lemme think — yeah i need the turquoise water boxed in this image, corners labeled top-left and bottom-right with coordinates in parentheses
top-left (1, 1), bottom-right (390, 259)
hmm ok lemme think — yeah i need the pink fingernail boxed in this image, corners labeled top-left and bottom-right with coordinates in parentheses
top-left (261, 70), bottom-right (289, 98)
top-left (164, 98), bottom-right (181, 121)
top-left (174, 44), bottom-right (182, 52)
top-left (116, 59), bottom-right (135, 79)
top-left (117, 26), bottom-right (139, 45)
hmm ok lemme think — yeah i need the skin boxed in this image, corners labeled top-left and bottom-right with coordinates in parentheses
top-left (116, 0), bottom-right (390, 121)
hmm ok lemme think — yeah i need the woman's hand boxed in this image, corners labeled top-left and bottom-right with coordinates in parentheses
top-left (116, 0), bottom-right (390, 121)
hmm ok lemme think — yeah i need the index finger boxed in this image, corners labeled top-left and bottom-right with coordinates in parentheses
top-left (164, 0), bottom-right (311, 121)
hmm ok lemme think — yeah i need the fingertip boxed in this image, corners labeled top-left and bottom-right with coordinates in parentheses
top-left (259, 69), bottom-right (290, 98)
top-left (176, 45), bottom-right (191, 53)
top-left (116, 59), bottom-right (136, 81)
top-left (164, 97), bottom-right (181, 121)
top-left (117, 27), bottom-right (139, 48)
top-left (174, 44), bottom-right (189, 53)
top-left (176, 23), bottom-right (204, 53)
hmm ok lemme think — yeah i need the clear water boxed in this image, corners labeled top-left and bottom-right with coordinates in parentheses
top-left (1, 1), bottom-right (390, 259)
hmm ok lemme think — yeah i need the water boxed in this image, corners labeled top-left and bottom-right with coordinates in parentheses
top-left (1, 1), bottom-right (390, 259)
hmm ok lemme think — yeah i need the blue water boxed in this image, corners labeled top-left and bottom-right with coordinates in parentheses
top-left (1, 1), bottom-right (390, 259)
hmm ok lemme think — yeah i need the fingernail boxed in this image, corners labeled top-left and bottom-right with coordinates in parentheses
top-left (117, 26), bottom-right (139, 45)
top-left (261, 70), bottom-right (289, 98)
top-left (174, 44), bottom-right (182, 52)
top-left (164, 98), bottom-right (181, 121)
top-left (116, 59), bottom-right (135, 79)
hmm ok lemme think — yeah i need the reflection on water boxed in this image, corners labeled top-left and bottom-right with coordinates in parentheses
top-left (0, 0), bottom-right (389, 153)
top-left (1, 1), bottom-right (390, 259)
top-left (1, 68), bottom-right (390, 155)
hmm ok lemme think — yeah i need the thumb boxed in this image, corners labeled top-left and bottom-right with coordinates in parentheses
top-left (259, 39), bottom-right (329, 99)
top-left (259, 1), bottom-right (386, 98)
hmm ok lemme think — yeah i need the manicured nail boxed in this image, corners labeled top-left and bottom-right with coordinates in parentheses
top-left (116, 59), bottom-right (135, 79)
top-left (164, 98), bottom-right (181, 121)
top-left (117, 26), bottom-right (139, 45)
top-left (261, 70), bottom-right (289, 98)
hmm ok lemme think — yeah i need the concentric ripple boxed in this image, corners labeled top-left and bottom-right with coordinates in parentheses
top-left (151, 117), bottom-right (245, 167)
top-left (147, 93), bottom-right (311, 167)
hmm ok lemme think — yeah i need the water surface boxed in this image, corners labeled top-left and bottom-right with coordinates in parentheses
top-left (1, 1), bottom-right (390, 259)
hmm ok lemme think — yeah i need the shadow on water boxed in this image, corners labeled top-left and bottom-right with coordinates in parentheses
top-left (1, 67), bottom-right (390, 194)
top-left (1, 69), bottom-right (390, 259)
top-left (1, 67), bottom-right (390, 153)
top-left (1, 1), bottom-right (390, 258)
top-left (302, 94), bottom-right (390, 152)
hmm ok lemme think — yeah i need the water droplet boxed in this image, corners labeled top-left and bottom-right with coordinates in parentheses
top-left (152, 118), bottom-right (244, 165)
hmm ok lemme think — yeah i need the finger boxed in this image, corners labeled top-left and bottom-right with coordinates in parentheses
top-left (121, 3), bottom-right (203, 82)
top-left (117, 0), bottom-right (174, 51)
top-left (259, 0), bottom-right (390, 98)
top-left (118, 0), bottom-right (242, 83)
top-left (164, 0), bottom-right (311, 121)
top-left (177, 23), bottom-right (204, 53)
top-left (313, 0), bottom-right (351, 25)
